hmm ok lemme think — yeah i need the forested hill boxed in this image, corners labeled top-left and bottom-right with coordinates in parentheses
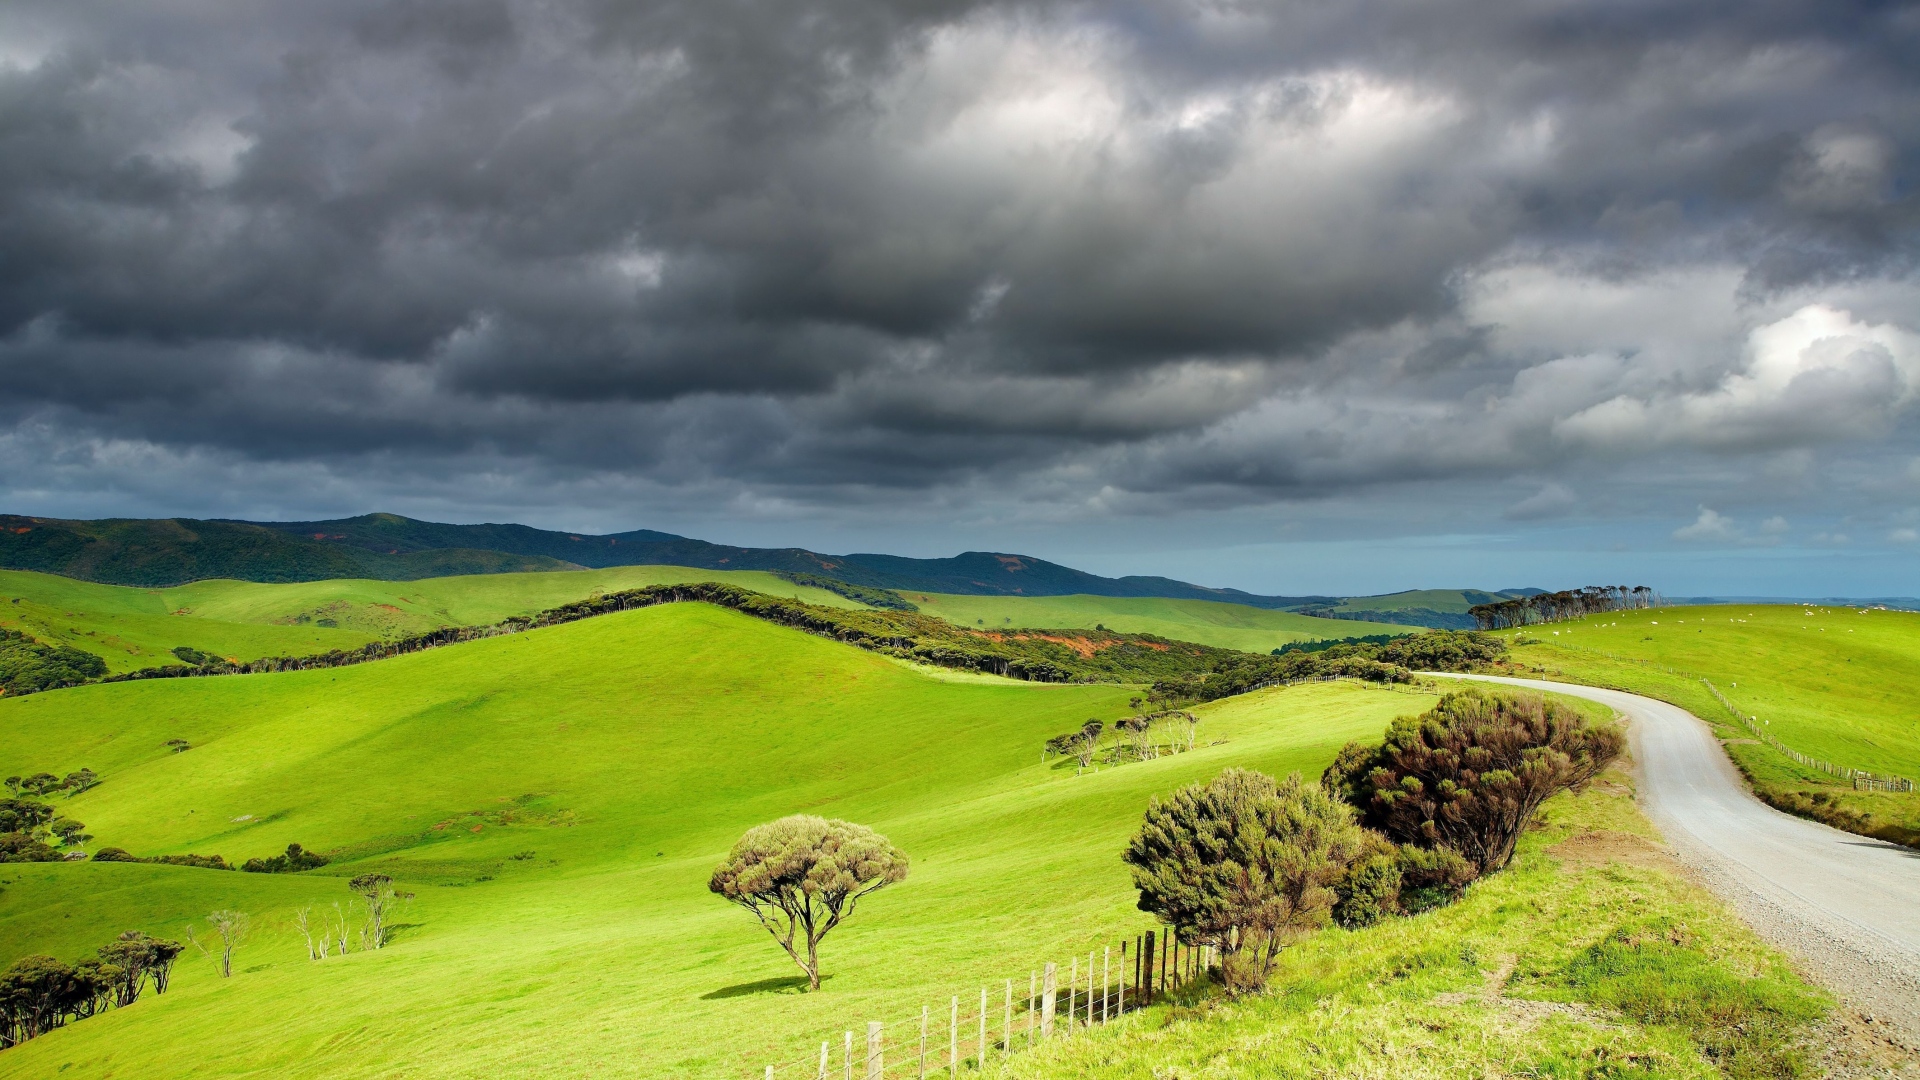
top-left (0, 512), bottom-right (1336, 603)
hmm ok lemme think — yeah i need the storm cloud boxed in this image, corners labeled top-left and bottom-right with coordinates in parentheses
top-left (1, 0), bottom-right (1917, 589)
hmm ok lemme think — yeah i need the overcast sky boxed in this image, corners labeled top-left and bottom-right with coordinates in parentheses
top-left (2, 0), bottom-right (1917, 596)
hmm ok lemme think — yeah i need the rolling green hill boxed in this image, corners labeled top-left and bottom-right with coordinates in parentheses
top-left (0, 602), bottom-right (1432, 1078)
top-left (1301, 589), bottom-right (1542, 630)
top-left (908, 593), bottom-right (1424, 654)
top-left (0, 567), bottom-right (864, 675)
top-left (1496, 603), bottom-right (1920, 844)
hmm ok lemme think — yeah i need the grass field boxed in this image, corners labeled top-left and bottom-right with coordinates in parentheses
top-left (1319, 589), bottom-right (1501, 614)
top-left (0, 566), bottom-right (862, 674)
top-left (0, 602), bottom-right (1439, 1079)
top-left (1495, 604), bottom-right (1920, 845)
top-left (906, 593), bottom-right (1421, 654)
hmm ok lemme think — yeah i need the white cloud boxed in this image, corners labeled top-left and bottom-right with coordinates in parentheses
top-left (1674, 506), bottom-right (1740, 542)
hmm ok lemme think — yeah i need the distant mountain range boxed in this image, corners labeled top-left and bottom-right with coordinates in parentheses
top-left (0, 511), bottom-right (1547, 626)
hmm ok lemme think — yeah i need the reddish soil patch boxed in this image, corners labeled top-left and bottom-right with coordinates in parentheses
top-left (1546, 830), bottom-right (1682, 874)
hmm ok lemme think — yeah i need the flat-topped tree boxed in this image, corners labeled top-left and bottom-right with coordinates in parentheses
top-left (708, 816), bottom-right (908, 991)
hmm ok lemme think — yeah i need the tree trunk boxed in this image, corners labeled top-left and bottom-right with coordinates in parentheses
top-left (805, 936), bottom-right (821, 991)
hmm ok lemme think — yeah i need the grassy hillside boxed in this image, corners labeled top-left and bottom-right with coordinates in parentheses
top-left (1494, 603), bottom-right (1920, 845)
top-left (0, 567), bottom-right (863, 675)
top-left (908, 593), bottom-right (1422, 654)
top-left (0, 603), bottom-right (1433, 1079)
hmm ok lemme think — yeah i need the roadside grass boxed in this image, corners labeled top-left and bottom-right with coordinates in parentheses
top-left (989, 772), bottom-right (1826, 1080)
top-left (907, 593), bottom-right (1422, 654)
top-left (1490, 604), bottom-right (1920, 846)
top-left (0, 603), bottom-right (1431, 1079)
top-left (0, 565), bottom-right (863, 674)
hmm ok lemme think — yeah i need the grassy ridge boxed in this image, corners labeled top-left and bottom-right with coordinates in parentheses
top-left (0, 567), bottom-right (864, 675)
top-left (0, 603), bottom-right (1429, 1078)
top-left (1493, 604), bottom-right (1920, 846)
top-left (907, 593), bottom-right (1422, 654)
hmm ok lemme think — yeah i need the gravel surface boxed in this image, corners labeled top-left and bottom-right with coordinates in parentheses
top-left (1432, 673), bottom-right (1920, 1073)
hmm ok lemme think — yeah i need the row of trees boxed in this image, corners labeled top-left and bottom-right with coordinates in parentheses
top-left (5, 770), bottom-right (98, 798)
top-left (1044, 695), bottom-right (1203, 771)
top-left (1468, 586), bottom-right (1659, 630)
top-left (92, 842), bottom-right (330, 874)
top-left (0, 932), bottom-right (183, 1048)
top-left (1124, 689), bottom-right (1623, 991)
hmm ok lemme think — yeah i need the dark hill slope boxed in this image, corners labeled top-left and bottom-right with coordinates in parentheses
top-left (0, 515), bottom-right (577, 587)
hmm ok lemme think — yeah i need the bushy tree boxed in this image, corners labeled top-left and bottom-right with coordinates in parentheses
top-left (0, 955), bottom-right (81, 1046)
top-left (1332, 690), bottom-right (1623, 874)
top-left (1123, 769), bottom-right (1365, 992)
top-left (708, 815), bottom-right (909, 991)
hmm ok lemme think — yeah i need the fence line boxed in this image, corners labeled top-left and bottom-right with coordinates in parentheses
top-left (1526, 640), bottom-right (1914, 793)
top-left (1701, 680), bottom-right (1914, 793)
top-left (747, 930), bottom-right (1220, 1079)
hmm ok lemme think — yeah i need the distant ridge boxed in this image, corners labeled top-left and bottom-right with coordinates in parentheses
top-left (0, 511), bottom-right (1340, 604)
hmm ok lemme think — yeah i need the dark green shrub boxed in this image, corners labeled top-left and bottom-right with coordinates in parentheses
top-left (1124, 769), bottom-right (1365, 992)
top-left (242, 843), bottom-right (330, 873)
top-left (1350, 690), bottom-right (1623, 874)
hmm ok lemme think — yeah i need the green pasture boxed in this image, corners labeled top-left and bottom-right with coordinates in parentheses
top-left (0, 602), bottom-right (1436, 1080)
top-left (906, 593), bottom-right (1420, 654)
top-left (1500, 603), bottom-right (1920, 779)
top-left (0, 566), bottom-right (861, 674)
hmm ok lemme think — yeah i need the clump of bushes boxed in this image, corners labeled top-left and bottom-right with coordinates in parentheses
top-left (0, 629), bottom-right (106, 696)
top-left (0, 788), bottom-right (93, 863)
top-left (242, 843), bottom-right (330, 873)
top-left (1325, 688), bottom-right (1624, 874)
top-left (1124, 689), bottom-right (1621, 992)
top-left (0, 931), bottom-right (183, 1048)
top-left (92, 848), bottom-right (231, 870)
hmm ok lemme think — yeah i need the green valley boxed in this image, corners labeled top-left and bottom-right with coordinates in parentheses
top-left (907, 593), bottom-right (1421, 653)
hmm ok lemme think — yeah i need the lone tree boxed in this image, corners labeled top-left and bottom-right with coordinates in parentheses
top-left (708, 815), bottom-right (909, 991)
top-left (1325, 689), bottom-right (1623, 874)
top-left (1123, 769), bottom-right (1364, 992)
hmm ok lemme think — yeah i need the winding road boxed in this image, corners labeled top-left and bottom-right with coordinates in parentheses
top-left (1429, 673), bottom-right (1920, 1045)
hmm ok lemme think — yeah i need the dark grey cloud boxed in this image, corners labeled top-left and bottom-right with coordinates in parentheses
top-left (1, 0), bottom-right (1918, 585)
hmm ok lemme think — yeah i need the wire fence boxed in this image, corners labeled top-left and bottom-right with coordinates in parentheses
top-left (1531, 639), bottom-right (1913, 793)
top-left (1701, 680), bottom-right (1914, 793)
top-left (747, 929), bottom-right (1217, 1080)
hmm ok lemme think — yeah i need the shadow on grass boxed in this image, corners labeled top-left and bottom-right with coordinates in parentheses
top-left (383, 922), bottom-right (426, 945)
top-left (702, 974), bottom-right (831, 999)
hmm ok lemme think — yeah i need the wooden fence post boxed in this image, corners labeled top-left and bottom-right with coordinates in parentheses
top-left (819, 1041), bottom-right (829, 1080)
top-left (1041, 962), bottom-right (1057, 1038)
top-left (767, 1066), bottom-right (774, 1080)
top-left (844, 1031), bottom-right (853, 1080)
top-left (867, 1022), bottom-right (882, 1080)
top-left (1102, 946), bottom-right (1110, 1023)
top-left (918, 1006), bottom-right (928, 1080)
top-left (1142, 931), bottom-right (1155, 1007)
top-left (978, 986), bottom-right (987, 1068)
top-left (1086, 950), bottom-right (1094, 1028)
top-left (949, 997), bottom-right (958, 1079)
top-left (1066, 957), bottom-right (1077, 1037)
top-left (1027, 971), bottom-right (1036, 1049)
top-left (1003, 979), bottom-right (1012, 1057)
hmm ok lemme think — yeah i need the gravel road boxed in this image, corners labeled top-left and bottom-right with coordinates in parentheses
top-left (1430, 673), bottom-right (1920, 1059)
